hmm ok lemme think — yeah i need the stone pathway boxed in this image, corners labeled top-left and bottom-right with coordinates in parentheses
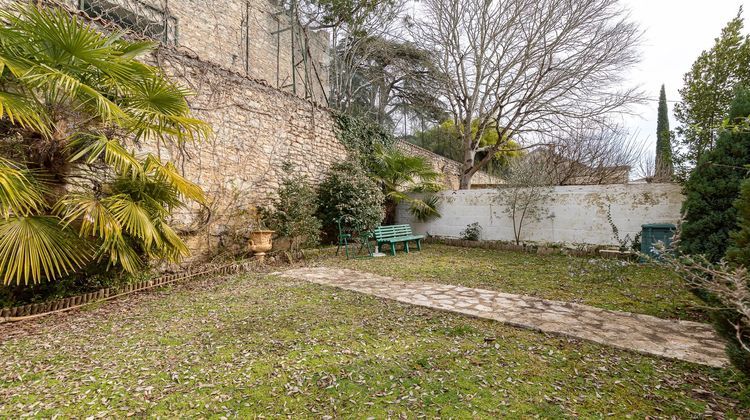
top-left (279, 267), bottom-right (728, 368)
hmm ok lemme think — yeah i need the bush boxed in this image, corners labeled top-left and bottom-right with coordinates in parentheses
top-left (264, 171), bottom-right (322, 252)
top-left (460, 222), bottom-right (482, 241)
top-left (681, 89), bottom-right (750, 262)
top-left (317, 162), bottom-right (385, 240)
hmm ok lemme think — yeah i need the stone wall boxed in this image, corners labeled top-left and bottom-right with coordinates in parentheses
top-left (396, 183), bottom-right (684, 246)
top-left (146, 49), bottom-right (346, 255)
top-left (395, 141), bottom-right (501, 190)
top-left (8, 0), bottom-right (330, 102)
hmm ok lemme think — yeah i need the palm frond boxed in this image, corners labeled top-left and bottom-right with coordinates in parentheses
top-left (0, 216), bottom-right (90, 285)
top-left (0, 51), bottom-right (33, 78)
top-left (129, 111), bottom-right (212, 144)
top-left (22, 65), bottom-right (128, 122)
top-left (5, 4), bottom-right (136, 83)
top-left (130, 77), bottom-right (192, 115)
top-left (54, 193), bottom-right (122, 239)
top-left (385, 190), bottom-right (409, 203)
top-left (110, 175), bottom-right (182, 213)
top-left (68, 134), bottom-right (142, 177)
top-left (0, 158), bottom-right (48, 218)
top-left (154, 221), bottom-right (190, 261)
top-left (100, 235), bottom-right (142, 273)
top-left (115, 40), bottom-right (156, 60)
top-left (143, 155), bottom-right (206, 204)
top-left (0, 91), bottom-right (50, 135)
top-left (410, 180), bottom-right (444, 194)
top-left (103, 194), bottom-right (161, 249)
top-left (408, 194), bottom-right (441, 222)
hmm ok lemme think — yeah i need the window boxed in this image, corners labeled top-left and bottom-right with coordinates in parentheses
top-left (79, 0), bottom-right (178, 44)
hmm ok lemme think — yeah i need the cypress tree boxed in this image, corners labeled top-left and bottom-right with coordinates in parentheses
top-left (681, 88), bottom-right (750, 261)
top-left (655, 85), bottom-right (673, 180)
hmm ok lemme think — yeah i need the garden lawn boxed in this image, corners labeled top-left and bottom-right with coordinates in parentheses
top-left (0, 272), bottom-right (747, 417)
top-left (323, 243), bottom-right (705, 321)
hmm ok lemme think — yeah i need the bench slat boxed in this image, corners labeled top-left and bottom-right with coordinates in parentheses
top-left (373, 225), bottom-right (424, 242)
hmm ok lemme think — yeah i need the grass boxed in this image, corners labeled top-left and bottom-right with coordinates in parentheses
top-left (0, 272), bottom-right (747, 417)
top-left (321, 243), bottom-right (706, 321)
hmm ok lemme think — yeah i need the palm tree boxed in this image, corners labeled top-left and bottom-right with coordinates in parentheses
top-left (371, 147), bottom-right (443, 224)
top-left (0, 4), bottom-right (210, 285)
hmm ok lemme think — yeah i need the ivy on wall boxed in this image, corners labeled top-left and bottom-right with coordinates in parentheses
top-left (333, 112), bottom-right (394, 168)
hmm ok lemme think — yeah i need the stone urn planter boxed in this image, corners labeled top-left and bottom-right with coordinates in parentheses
top-left (249, 230), bottom-right (275, 260)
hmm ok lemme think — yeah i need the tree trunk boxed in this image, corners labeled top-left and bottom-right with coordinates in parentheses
top-left (459, 148), bottom-right (476, 190)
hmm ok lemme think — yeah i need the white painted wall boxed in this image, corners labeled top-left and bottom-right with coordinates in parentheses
top-left (396, 184), bottom-right (684, 246)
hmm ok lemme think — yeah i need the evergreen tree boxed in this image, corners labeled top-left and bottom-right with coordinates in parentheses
top-left (655, 85), bottom-right (673, 180)
top-left (681, 89), bottom-right (750, 262)
top-left (674, 9), bottom-right (750, 179)
top-left (726, 177), bottom-right (750, 267)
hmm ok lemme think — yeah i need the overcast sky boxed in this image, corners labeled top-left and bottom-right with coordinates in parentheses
top-left (623, 0), bottom-right (750, 156)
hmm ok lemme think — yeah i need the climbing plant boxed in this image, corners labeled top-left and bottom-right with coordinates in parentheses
top-left (333, 112), bottom-right (394, 168)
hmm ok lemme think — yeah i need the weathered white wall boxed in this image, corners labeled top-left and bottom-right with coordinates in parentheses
top-left (396, 184), bottom-right (684, 246)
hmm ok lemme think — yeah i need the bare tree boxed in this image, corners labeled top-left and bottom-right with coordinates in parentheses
top-left (496, 158), bottom-right (554, 245)
top-left (414, 0), bottom-right (642, 189)
top-left (636, 152), bottom-right (674, 183)
top-left (532, 123), bottom-right (646, 185)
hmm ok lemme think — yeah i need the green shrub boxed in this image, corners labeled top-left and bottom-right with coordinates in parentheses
top-left (317, 162), bottom-right (385, 241)
top-left (264, 171), bottom-right (322, 252)
top-left (681, 89), bottom-right (750, 262)
top-left (678, 90), bottom-right (750, 375)
top-left (460, 223), bottom-right (482, 241)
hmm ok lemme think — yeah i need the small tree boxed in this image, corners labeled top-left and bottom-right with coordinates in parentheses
top-left (317, 162), bottom-right (385, 241)
top-left (370, 147), bottom-right (443, 224)
top-left (534, 123), bottom-right (644, 186)
top-left (0, 5), bottom-right (209, 285)
top-left (265, 169), bottom-right (322, 253)
top-left (496, 159), bottom-right (553, 245)
top-left (681, 89), bottom-right (750, 262)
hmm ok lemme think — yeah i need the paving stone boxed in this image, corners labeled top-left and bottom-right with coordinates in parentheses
top-left (279, 267), bottom-right (729, 368)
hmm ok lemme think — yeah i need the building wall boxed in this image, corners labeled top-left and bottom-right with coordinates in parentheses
top-left (396, 183), bottom-right (683, 246)
top-left (12, 0), bottom-right (330, 102)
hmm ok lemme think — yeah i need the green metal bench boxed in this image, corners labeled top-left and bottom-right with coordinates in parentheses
top-left (373, 224), bottom-right (425, 256)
